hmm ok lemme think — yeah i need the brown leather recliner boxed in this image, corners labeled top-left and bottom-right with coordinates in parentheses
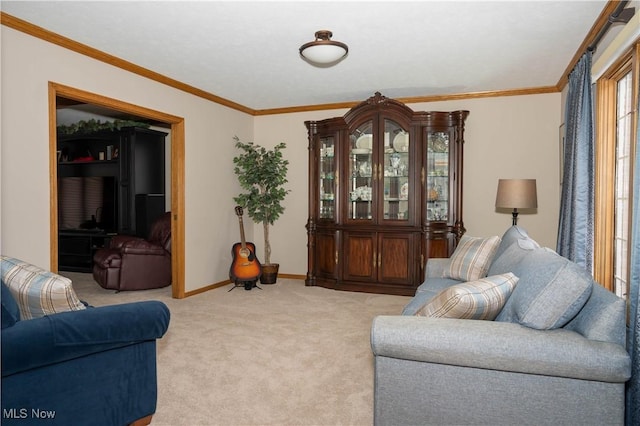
top-left (93, 212), bottom-right (172, 291)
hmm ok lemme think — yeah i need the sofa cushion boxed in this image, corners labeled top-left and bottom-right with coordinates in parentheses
top-left (495, 248), bottom-right (593, 329)
top-left (423, 257), bottom-right (451, 280)
top-left (491, 226), bottom-right (535, 262)
top-left (444, 235), bottom-right (501, 281)
top-left (1, 281), bottom-right (21, 328)
top-left (488, 236), bottom-right (539, 276)
top-left (416, 273), bottom-right (519, 320)
top-left (1, 256), bottom-right (86, 320)
top-left (401, 277), bottom-right (462, 315)
top-left (564, 283), bottom-right (627, 345)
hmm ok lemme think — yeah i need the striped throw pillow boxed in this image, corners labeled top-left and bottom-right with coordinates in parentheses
top-left (444, 235), bottom-right (501, 281)
top-left (0, 256), bottom-right (86, 319)
top-left (416, 273), bottom-right (519, 320)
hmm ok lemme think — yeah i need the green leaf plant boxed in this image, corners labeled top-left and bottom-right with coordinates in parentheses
top-left (232, 136), bottom-right (290, 265)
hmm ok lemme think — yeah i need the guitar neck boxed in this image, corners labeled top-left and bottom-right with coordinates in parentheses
top-left (238, 216), bottom-right (248, 249)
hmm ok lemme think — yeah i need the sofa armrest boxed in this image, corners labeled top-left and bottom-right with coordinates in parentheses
top-left (1, 301), bottom-right (170, 376)
top-left (93, 247), bottom-right (121, 267)
top-left (424, 258), bottom-right (449, 279)
top-left (371, 315), bottom-right (630, 383)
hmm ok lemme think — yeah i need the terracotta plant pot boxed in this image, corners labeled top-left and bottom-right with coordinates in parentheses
top-left (260, 263), bottom-right (279, 284)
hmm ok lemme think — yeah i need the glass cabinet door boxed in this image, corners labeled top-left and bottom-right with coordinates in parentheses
top-left (426, 131), bottom-right (449, 222)
top-left (383, 119), bottom-right (409, 222)
top-left (319, 136), bottom-right (336, 220)
top-left (348, 121), bottom-right (374, 220)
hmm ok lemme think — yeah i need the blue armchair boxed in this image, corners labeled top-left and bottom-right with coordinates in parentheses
top-left (1, 282), bottom-right (170, 426)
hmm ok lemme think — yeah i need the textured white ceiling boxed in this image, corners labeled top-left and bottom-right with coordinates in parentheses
top-left (2, 1), bottom-right (608, 110)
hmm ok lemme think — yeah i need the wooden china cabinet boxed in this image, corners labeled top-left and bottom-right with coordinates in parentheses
top-left (305, 92), bottom-right (469, 295)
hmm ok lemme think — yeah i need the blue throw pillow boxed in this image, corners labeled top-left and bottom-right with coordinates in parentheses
top-left (1, 281), bottom-right (21, 328)
top-left (497, 247), bottom-right (593, 329)
top-left (491, 226), bottom-right (534, 262)
top-left (488, 236), bottom-right (539, 276)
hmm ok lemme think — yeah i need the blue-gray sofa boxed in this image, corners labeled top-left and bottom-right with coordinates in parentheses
top-left (1, 256), bottom-right (170, 426)
top-left (371, 226), bottom-right (631, 425)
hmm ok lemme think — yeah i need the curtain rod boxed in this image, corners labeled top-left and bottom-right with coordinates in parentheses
top-left (588, 1), bottom-right (635, 52)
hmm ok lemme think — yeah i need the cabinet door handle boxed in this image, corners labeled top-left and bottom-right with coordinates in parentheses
top-left (421, 167), bottom-right (425, 186)
top-left (378, 252), bottom-right (382, 268)
top-left (335, 250), bottom-right (338, 265)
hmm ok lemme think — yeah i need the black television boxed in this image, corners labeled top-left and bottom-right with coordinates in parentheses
top-left (58, 176), bottom-right (118, 233)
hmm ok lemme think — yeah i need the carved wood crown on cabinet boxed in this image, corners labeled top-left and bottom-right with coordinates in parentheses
top-left (305, 92), bottom-right (469, 296)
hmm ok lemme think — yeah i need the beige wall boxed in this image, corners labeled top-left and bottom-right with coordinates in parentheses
top-left (2, 24), bottom-right (560, 293)
top-left (255, 93), bottom-right (562, 278)
top-left (0, 27), bottom-right (253, 292)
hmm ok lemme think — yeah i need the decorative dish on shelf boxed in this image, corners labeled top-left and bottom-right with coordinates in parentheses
top-left (356, 134), bottom-right (373, 150)
top-left (400, 182), bottom-right (409, 200)
top-left (351, 148), bottom-right (370, 155)
top-left (393, 131), bottom-right (409, 152)
top-left (428, 132), bottom-right (449, 152)
top-left (350, 185), bottom-right (372, 201)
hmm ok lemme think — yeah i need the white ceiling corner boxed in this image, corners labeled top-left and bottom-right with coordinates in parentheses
top-left (1, 1), bottom-right (610, 110)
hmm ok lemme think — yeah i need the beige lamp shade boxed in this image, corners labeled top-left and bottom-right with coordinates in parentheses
top-left (495, 179), bottom-right (537, 225)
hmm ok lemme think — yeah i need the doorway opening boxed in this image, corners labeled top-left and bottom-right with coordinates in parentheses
top-left (49, 82), bottom-right (186, 298)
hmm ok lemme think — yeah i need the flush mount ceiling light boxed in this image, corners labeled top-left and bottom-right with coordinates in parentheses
top-left (299, 30), bottom-right (348, 65)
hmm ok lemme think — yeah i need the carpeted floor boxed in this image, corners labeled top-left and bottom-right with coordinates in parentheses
top-left (64, 272), bottom-right (409, 426)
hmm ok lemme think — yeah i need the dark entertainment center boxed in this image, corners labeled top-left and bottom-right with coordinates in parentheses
top-left (57, 126), bottom-right (167, 272)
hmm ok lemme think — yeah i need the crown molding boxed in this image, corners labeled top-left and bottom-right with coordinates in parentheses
top-left (3, 10), bottom-right (588, 117)
top-left (253, 86), bottom-right (560, 116)
top-left (1, 12), bottom-right (254, 115)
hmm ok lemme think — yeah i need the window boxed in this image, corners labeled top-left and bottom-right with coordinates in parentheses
top-left (594, 44), bottom-right (638, 300)
top-left (614, 71), bottom-right (633, 298)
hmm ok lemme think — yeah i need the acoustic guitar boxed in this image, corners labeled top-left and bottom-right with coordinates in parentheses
top-left (229, 206), bottom-right (262, 284)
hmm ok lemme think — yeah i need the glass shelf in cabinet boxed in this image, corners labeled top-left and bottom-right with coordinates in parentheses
top-left (384, 213), bottom-right (408, 220)
top-left (352, 177), bottom-right (373, 184)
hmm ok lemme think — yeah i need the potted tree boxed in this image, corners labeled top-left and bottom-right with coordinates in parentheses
top-left (232, 136), bottom-right (290, 284)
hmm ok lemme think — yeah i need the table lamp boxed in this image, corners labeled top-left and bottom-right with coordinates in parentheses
top-left (495, 179), bottom-right (538, 225)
